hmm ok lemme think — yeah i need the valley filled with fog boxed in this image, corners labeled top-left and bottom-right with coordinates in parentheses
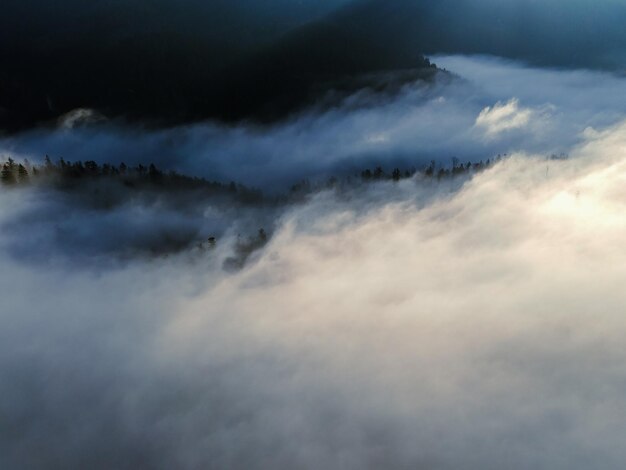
top-left (2, 50), bottom-right (626, 469)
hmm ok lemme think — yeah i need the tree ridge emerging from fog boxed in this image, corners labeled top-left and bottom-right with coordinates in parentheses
top-left (0, 152), bottom-right (547, 267)
top-left (0, 153), bottom-right (520, 194)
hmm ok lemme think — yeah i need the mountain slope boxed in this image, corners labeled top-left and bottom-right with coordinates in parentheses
top-left (0, 0), bottom-right (438, 133)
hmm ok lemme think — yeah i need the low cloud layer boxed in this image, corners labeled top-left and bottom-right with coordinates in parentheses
top-left (3, 104), bottom-right (626, 467)
top-left (3, 56), bottom-right (626, 190)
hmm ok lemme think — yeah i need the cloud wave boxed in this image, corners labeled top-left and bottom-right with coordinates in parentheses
top-left (3, 114), bottom-right (626, 467)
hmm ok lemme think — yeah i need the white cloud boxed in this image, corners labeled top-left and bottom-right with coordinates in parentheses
top-left (4, 118), bottom-right (626, 468)
top-left (4, 53), bottom-right (626, 468)
top-left (475, 98), bottom-right (533, 137)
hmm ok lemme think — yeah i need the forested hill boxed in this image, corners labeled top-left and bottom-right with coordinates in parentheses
top-left (0, 0), bottom-right (437, 134)
top-left (0, 154), bottom-right (504, 263)
top-left (0, 151), bottom-right (568, 266)
top-left (3, 0), bottom-right (626, 134)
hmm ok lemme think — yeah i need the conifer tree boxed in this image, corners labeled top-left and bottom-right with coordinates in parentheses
top-left (17, 164), bottom-right (29, 183)
top-left (1, 163), bottom-right (16, 185)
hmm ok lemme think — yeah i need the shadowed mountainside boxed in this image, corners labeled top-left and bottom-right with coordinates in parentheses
top-left (0, 0), bottom-right (436, 133)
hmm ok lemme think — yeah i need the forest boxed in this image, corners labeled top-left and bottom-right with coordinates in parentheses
top-left (0, 153), bottom-right (507, 264)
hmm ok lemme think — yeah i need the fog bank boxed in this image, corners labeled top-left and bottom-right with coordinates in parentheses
top-left (3, 117), bottom-right (626, 468)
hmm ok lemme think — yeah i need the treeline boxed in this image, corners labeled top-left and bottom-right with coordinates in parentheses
top-left (362, 157), bottom-right (498, 182)
top-left (0, 153), bottom-right (525, 201)
top-left (352, 152), bottom-right (567, 184)
top-left (286, 156), bottom-right (508, 199)
top-left (0, 156), bottom-right (265, 204)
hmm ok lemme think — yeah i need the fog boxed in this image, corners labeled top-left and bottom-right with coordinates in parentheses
top-left (4, 0), bottom-right (626, 466)
top-left (3, 56), bottom-right (626, 191)
top-left (3, 108), bottom-right (626, 467)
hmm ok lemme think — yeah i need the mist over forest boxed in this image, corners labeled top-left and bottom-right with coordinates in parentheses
top-left (2, 1), bottom-right (626, 469)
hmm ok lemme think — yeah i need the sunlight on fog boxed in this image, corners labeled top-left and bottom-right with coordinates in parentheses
top-left (3, 114), bottom-right (626, 468)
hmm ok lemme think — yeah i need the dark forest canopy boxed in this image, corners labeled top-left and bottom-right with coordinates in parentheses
top-left (0, 0), bottom-right (433, 133)
top-left (0, 154), bottom-right (507, 197)
top-left (5, 1), bottom-right (625, 134)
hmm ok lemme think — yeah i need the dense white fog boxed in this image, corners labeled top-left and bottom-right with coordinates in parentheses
top-left (2, 56), bottom-right (626, 468)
